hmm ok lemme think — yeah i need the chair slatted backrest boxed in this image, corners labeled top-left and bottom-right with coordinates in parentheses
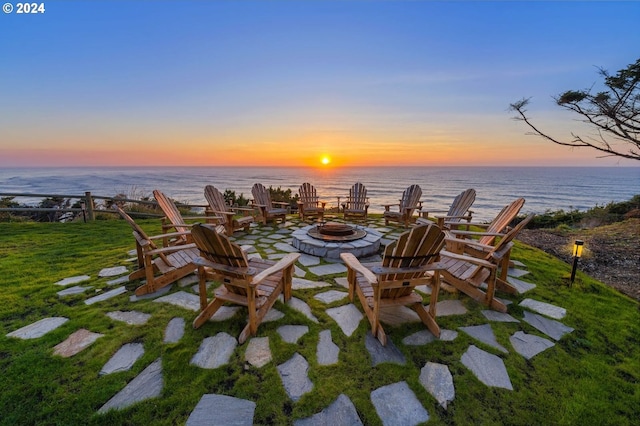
top-left (448, 189), bottom-right (476, 218)
top-left (378, 224), bottom-right (445, 297)
top-left (299, 182), bottom-right (319, 209)
top-left (153, 189), bottom-right (190, 234)
top-left (347, 182), bottom-right (368, 209)
top-left (400, 184), bottom-right (422, 211)
top-left (204, 185), bottom-right (230, 228)
top-left (479, 198), bottom-right (525, 246)
top-left (191, 223), bottom-right (251, 294)
top-left (483, 213), bottom-right (535, 262)
top-left (115, 206), bottom-right (172, 266)
top-left (251, 183), bottom-right (272, 208)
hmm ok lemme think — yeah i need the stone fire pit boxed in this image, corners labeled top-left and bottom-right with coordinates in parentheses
top-left (291, 222), bottom-right (382, 260)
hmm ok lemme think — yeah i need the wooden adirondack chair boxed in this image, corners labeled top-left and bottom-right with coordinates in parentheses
top-left (251, 183), bottom-right (289, 225)
top-left (115, 206), bottom-right (200, 296)
top-left (445, 198), bottom-right (525, 256)
top-left (383, 184), bottom-right (423, 227)
top-left (418, 188), bottom-right (476, 230)
top-left (340, 223), bottom-right (446, 346)
top-left (204, 185), bottom-right (254, 234)
top-left (297, 182), bottom-right (326, 221)
top-left (341, 182), bottom-right (369, 220)
top-left (440, 214), bottom-right (535, 312)
top-left (190, 223), bottom-right (300, 343)
top-left (153, 189), bottom-right (207, 246)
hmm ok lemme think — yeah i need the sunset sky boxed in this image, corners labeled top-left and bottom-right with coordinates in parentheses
top-left (1, 1), bottom-right (639, 168)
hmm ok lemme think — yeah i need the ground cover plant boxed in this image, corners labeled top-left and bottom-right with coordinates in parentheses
top-left (0, 216), bottom-right (638, 425)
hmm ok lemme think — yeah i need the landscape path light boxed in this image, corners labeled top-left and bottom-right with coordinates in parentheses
top-left (570, 240), bottom-right (584, 287)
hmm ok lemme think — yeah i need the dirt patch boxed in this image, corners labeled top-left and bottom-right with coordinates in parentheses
top-left (518, 219), bottom-right (639, 301)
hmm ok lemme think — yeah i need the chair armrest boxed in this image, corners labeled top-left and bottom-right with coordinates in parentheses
top-left (448, 221), bottom-right (490, 228)
top-left (444, 237), bottom-right (494, 252)
top-left (435, 214), bottom-right (472, 220)
top-left (272, 201), bottom-right (289, 208)
top-left (251, 253), bottom-right (301, 285)
top-left (193, 257), bottom-right (256, 276)
top-left (147, 230), bottom-right (192, 242)
top-left (146, 243), bottom-right (198, 256)
top-left (440, 250), bottom-right (496, 269)
top-left (371, 262), bottom-right (445, 275)
top-left (449, 230), bottom-right (505, 238)
top-left (340, 253), bottom-right (377, 284)
top-left (210, 210), bottom-right (235, 217)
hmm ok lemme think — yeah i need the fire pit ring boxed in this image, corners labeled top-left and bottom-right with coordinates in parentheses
top-left (307, 222), bottom-right (367, 242)
top-left (291, 223), bottom-right (382, 259)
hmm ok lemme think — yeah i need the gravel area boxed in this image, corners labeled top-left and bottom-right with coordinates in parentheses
top-left (518, 219), bottom-right (640, 301)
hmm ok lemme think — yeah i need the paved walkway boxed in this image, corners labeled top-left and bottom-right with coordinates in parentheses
top-left (7, 216), bottom-right (574, 425)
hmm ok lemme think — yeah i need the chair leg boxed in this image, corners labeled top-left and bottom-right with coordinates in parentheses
top-left (193, 297), bottom-right (225, 329)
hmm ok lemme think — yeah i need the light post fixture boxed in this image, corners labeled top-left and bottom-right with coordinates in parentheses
top-left (570, 240), bottom-right (584, 286)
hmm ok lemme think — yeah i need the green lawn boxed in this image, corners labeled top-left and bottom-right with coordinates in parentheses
top-left (0, 218), bottom-right (638, 425)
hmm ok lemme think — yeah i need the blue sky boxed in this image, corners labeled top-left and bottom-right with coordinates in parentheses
top-left (1, 1), bottom-right (639, 167)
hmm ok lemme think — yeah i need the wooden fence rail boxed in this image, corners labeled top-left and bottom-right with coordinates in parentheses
top-left (0, 191), bottom-right (209, 221)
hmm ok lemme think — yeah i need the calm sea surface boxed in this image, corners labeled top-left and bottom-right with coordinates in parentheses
top-left (0, 167), bottom-right (638, 221)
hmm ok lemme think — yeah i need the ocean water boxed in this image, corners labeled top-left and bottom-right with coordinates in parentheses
top-left (0, 166), bottom-right (638, 221)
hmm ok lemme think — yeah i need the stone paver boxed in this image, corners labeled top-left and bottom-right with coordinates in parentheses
top-left (507, 268), bottom-right (529, 278)
top-left (277, 325), bottom-right (309, 344)
top-left (371, 381), bottom-right (429, 425)
top-left (287, 297), bottom-right (319, 323)
top-left (154, 290), bottom-right (200, 311)
top-left (520, 298), bottom-right (567, 320)
top-left (506, 277), bottom-right (536, 293)
top-left (459, 324), bottom-right (508, 353)
top-left (298, 254), bottom-right (321, 267)
top-left (85, 286), bottom-right (127, 305)
top-left (481, 310), bottom-right (520, 323)
top-left (106, 276), bottom-right (129, 286)
top-left (307, 263), bottom-right (348, 277)
top-left (164, 317), bottom-right (185, 344)
top-left (7, 317), bottom-right (69, 339)
top-left (292, 277), bottom-right (332, 290)
top-left (510, 331), bottom-right (555, 360)
top-left (419, 362), bottom-right (455, 409)
top-left (314, 290), bottom-right (349, 304)
top-left (317, 330), bottom-right (339, 366)
top-left (274, 242), bottom-right (299, 253)
top-left (461, 345), bottom-right (513, 390)
top-left (130, 284), bottom-right (173, 301)
top-left (403, 330), bottom-right (437, 345)
top-left (263, 308), bottom-right (285, 322)
top-left (57, 285), bottom-right (93, 297)
top-left (53, 328), bottom-right (104, 357)
top-left (98, 266), bottom-right (128, 277)
top-left (334, 277), bottom-right (349, 289)
top-left (522, 311), bottom-right (574, 341)
top-left (245, 337), bottom-right (272, 368)
top-left (431, 299), bottom-right (468, 316)
top-left (378, 305), bottom-right (421, 326)
top-left (365, 333), bottom-right (406, 366)
top-left (191, 333), bottom-right (237, 369)
top-left (55, 275), bottom-right (90, 286)
top-left (98, 358), bottom-right (163, 414)
top-left (326, 304), bottom-right (363, 337)
top-left (107, 310), bottom-right (152, 325)
top-left (178, 274), bottom-right (199, 287)
top-left (294, 394), bottom-right (363, 426)
top-left (186, 394), bottom-right (256, 426)
top-left (100, 343), bottom-right (145, 375)
top-left (277, 353), bottom-right (314, 402)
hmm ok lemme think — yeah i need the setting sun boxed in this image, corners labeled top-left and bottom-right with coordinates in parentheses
top-left (321, 156), bottom-right (331, 165)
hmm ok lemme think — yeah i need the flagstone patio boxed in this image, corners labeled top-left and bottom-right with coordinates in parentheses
top-left (5, 215), bottom-right (575, 425)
